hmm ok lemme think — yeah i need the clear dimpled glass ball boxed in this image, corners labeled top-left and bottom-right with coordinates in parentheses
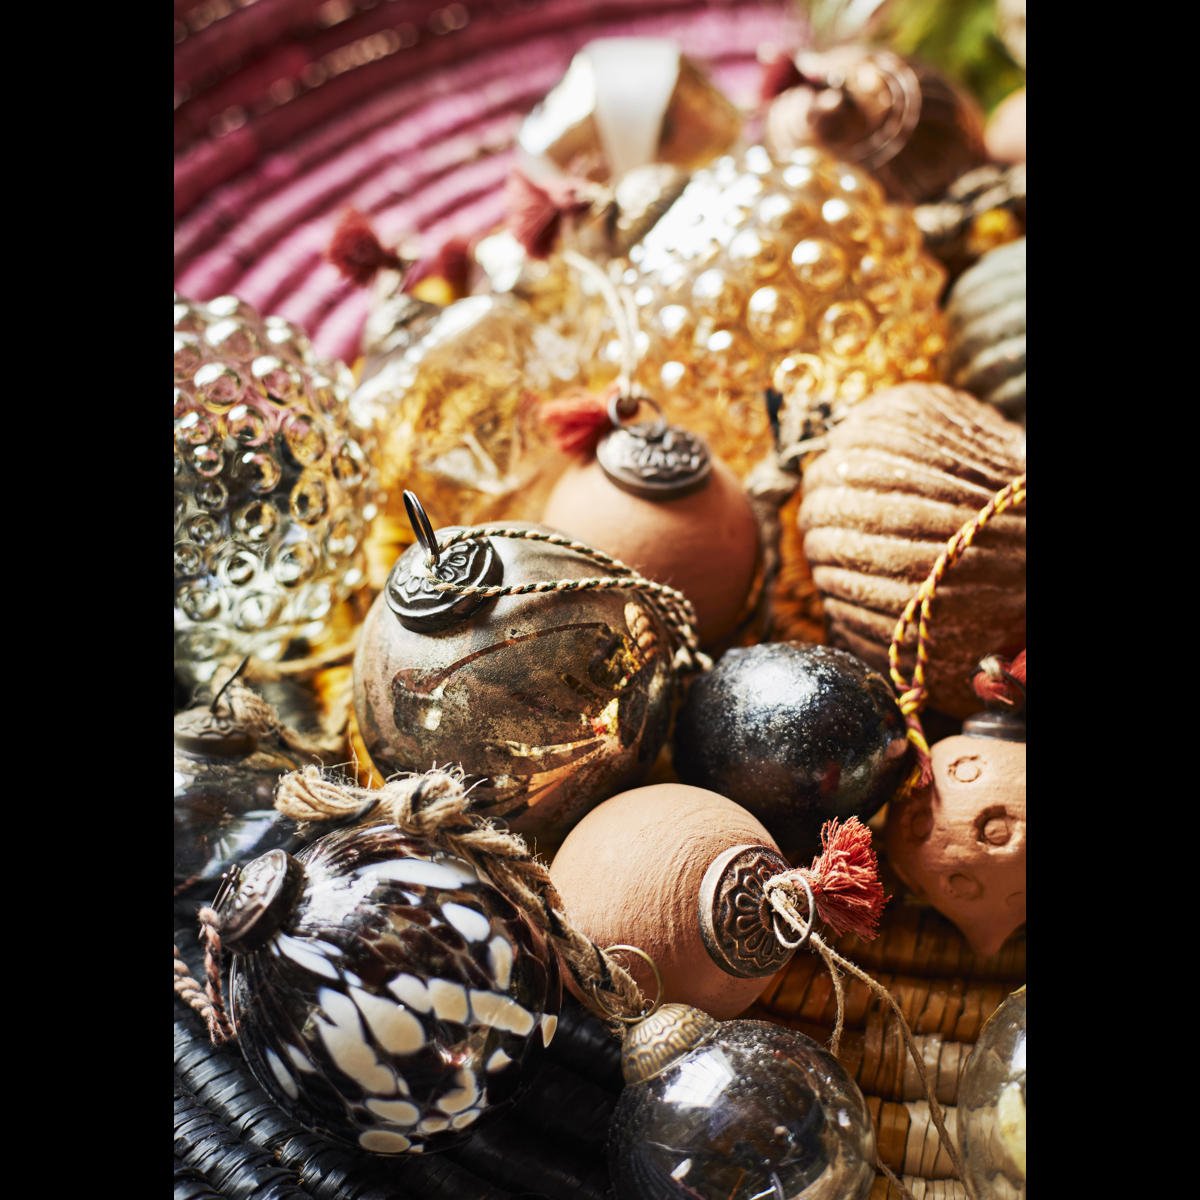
top-left (609, 1021), bottom-right (876, 1200)
top-left (174, 295), bottom-right (375, 682)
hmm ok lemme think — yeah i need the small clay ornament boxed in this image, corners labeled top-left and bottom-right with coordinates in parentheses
top-left (551, 784), bottom-right (793, 1018)
top-left (353, 494), bottom-right (677, 846)
top-left (609, 1004), bottom-right (876, 1199)
top-left (173, 668), bottom-right (332, 903)
top-left (958, 986), bottom-right (1027, 1199)
top-left (673, 644), bottom-right (909, 860)
top-left (541, 395), bottom-right (759, 647)
top-left (886, 658), bottom-right (1026, 956)
top-left (220, 826), bottom-right (560, 1155)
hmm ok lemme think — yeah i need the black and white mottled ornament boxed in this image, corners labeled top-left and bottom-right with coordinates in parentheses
top-left (221, 825), bottom-right (561, 1155)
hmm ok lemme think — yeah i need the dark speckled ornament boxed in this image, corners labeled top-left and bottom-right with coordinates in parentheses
top-left (673, 644), bottom-right (909, 859)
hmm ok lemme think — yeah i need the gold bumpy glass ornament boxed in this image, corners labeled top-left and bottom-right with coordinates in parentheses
top-left (174, 296), bottom-right (374, 683)
top-left (620, 145), bottom-right (948, 476)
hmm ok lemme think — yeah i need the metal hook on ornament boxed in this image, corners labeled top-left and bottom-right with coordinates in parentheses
top-left (403, 490), bottom-right (441, 572)
top-left (590, 944), bottom-right (665, 1025)
top-left (607, 389), bottom-right (667, 440)
top-left (209, 655), bottom-right (250, 714)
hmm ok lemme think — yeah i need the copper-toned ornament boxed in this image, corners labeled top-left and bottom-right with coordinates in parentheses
top-left (353, 496), bottom-right (676, 847)
top-left (764, 46), bottom-right (987, 205)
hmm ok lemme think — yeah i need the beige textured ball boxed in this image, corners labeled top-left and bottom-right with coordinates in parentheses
top-left (550, 783), bottom-right (783, 1018)
top-left (798, 383), bottom-right (1026, 718)
top-left (541, 455), bottom-right (759, 647)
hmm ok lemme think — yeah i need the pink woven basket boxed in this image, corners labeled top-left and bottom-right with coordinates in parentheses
top-left (174, 0), bottom-right (805, 366)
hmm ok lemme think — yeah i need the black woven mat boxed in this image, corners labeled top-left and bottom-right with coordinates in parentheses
top-left (174, 915), bottom-right (620, 1200)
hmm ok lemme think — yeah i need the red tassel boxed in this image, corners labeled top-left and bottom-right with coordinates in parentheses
top-left (972, 650), bottom-right (1027, 707)
top-left (403, 234), bottom-right (473, 298)
top-left (790, 817), bottom-right (886, 941)
top-left (540, 384), bottom-right (619, 457)
top-left (504, 169), bottom-right (591, 259)
top-left (760, 51), bottom-right (804, 103)
top-left (328, 209), bottom-right (408, 286)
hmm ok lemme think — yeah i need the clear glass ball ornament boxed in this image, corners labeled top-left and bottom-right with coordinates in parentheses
top-left (958, 986), bottom-right (1026, 1199)
top-left (610, 1011), bottom-right (876, 1200)
top-left (174, 295), bottom-right (375, 683)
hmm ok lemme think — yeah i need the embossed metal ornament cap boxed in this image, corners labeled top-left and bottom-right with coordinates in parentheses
top-left (596, 396), bottom-right (712, 501)
top-left (621, 1003), bottom-right (720, 1085)
top-left (215, 849), bottom-right (306, 953)
top-left (385, 491), bottom-right (504, 632)
top-left (697, 844), bottom-right (796, 979)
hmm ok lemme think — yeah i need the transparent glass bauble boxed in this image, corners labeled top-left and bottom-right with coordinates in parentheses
top-left (958, 986), bottom-right (1026, 1200)
top-left (350, 292), bottom-right (583, 541)
top-left (609, 1020), bottom-right (875, 1199)
top-left (174, 295), bottom-right (374, 683)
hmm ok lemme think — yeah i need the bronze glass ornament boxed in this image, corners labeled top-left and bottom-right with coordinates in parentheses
top-left (173, 672), bottom-right (327, 903)
top-left (673, 644), bottom-right (908, 859)
top-left (221, 826), bottom-right (561, 1155)
top-left (609, 999), bottom-right (876, 1199)
top-left (958, 987), bottom-right (1026, 1198)
top-left (764, 46), bottom-right (987, 205)
top-left (354, 495), bottom-right (676, 845)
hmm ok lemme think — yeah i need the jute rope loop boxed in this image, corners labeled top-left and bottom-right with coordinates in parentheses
top-left (888, 473), bottom-right (1027, 796)
top-left (419, 525), bottom-right (711, 674)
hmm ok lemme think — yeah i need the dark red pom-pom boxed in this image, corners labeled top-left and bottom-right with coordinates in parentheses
top-left (503, 170), bottom-right (591, 259)
top-left (328, 209), bottom-right (407, 286)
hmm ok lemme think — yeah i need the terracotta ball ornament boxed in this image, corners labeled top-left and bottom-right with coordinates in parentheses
top-left (550, 784), bottom-right (791, 1019)
top-left (886, 705), bottom-right (1026, 956)
top-left (540, 393), bottom-right (759, 648)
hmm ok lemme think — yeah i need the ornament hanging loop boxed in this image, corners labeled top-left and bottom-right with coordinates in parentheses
top-left (767, 874), bottom-right (815, 951)
top-left (591, 944), bottom-right (664, 1024)
top-left (403, 489), bottom-right (442, 571)
top-left (607, 390), bottom-right (665, 439)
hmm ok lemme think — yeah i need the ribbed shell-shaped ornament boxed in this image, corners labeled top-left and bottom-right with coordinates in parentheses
top-left (173, 295), bottom-right (373, 683)
top-left (944, 238), bottom-right (1027, 425)
top-left (798, 384), bottom-right (1025, 718)
top-left (221, 826), bottom-right (561, 1156)
top-left (622, 145), bottom-right (947, 477)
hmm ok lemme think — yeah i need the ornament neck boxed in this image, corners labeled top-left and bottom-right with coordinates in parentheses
top-left (214, 849), bottom-right (307, 954)
top-left (621, 1003), bottom-right (720, 1085)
